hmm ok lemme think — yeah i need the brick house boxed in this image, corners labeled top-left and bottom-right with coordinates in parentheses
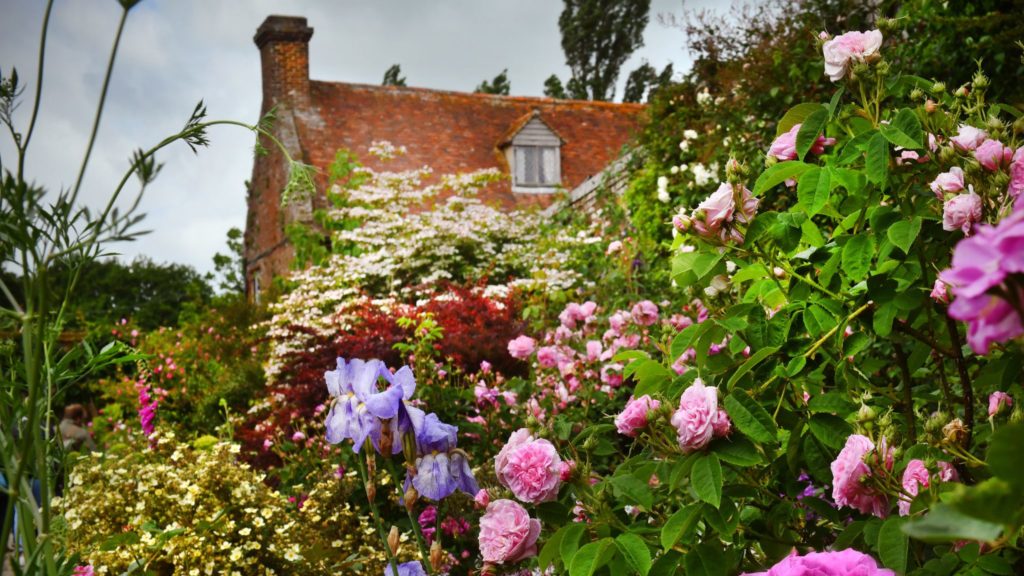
top-left (246, 15), bottom-right (647, 300)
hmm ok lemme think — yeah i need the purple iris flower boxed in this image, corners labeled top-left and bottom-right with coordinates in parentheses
top-left (324, 358), bottom-right (416, 454)
top-left (384, 561), bottom-right (427, 576)
top-left (408, 412), bottom-right (479, 501)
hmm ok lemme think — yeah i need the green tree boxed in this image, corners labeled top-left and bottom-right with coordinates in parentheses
top-left (543, 74), bottom-right (567, 99)
top-left (382, 64), bottom-right (406, 86)
top-left (557, 0), bottom-right (651, 101)
top-left (475, 69), bottom-right (511, 95)
top-left (623, 61), bottom-right (673, 103)
top-left (211, 226), bottom-right (245, 294)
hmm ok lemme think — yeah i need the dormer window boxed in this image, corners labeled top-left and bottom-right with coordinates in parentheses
top-left (502, 112), bottom-right (563, 193)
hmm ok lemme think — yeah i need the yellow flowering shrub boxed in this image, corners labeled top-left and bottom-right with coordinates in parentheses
top-left (55, 432), bottom-right (385, 575)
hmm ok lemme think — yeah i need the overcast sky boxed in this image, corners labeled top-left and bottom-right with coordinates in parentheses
top-left (0, 0), bottom-right (720, 277)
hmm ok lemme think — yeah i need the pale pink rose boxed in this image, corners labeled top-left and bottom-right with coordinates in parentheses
top-left (668, 314), bottom-right (693, 331)
top-left (631, 300), bottom-right (660, 326)
top-left (942, 191), bottom-right (982, 235)
top-left (951, 124), bottom-right (988, 152)
top-left (474, 489), bottom-right (490, 509)
top-left (712, 408), bottom-right (732, 437)
top-left (585, 340), bottom-right (603, 362)
top-left (822, 30), bottom-right (883, 81)
top-left (741, 549), bottom-right (895, 576)
top-left (560, 459), bottom-right (576, 481)
top-left (494, 429), bottom-right (564, 504)
top-left (831, 434), bottom-right (889, 518)
top-left (600, 363), bottom-right (623, 387)
top-left (691, 183), bottom-right (760, 243)
top-left (291, 431), bottom-right (305, 442)
top-left (975, 139), bottom-right (1013, 171)
top-left (937, 461), bottom-right (959, 482)
top-left (988, 391), bottom-right (1013, 417)
top-left (896, 149), bottom-right (925, 165)
top-left (767, 123), bottom-right (835, 161)
top-left (480, 360), bottom-right (492, 373)
top-left (670, 379), bottom-right (726, 452)
top-left (615, 395), bottom-right (661, 437)
top-left (507, 335), bottom-right (536, 359)
top-left (579, 301), bottom-right (598, 320)
top-left (608, 311), bottom-right (631, 333)
top-left (606, 240), bottom-right (623, 255)
top-left (1008, 148), bottom-right (1024, 199)
top-left (559, 301), bottom-right (598, 329)
top-left (898, 459), bottom-right (931, 516)
top-left (536, 346), bottom-right (559, 368)
top-left (930, 279), bottom-right (950, 304)
top-left (695, 184), bottom-right (736, 231)
top-left (929, 167), bottom-right (965, 199)
top-left (478, 499), bottom-right (541, 564)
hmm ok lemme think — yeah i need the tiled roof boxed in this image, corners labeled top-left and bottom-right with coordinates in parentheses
top-left (295, 81), bottom-right (647, 209)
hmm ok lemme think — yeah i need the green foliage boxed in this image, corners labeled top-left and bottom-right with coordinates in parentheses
top-left (623, 61), bottom-right (673, 103)
top-left (475, 68), bottom-right (511, 95)
top-left (544, 73), bottom-right (568, 99)
top-left (382, 63), bottom-right (407, 86)
top-left (211, 226), bottom-right (245, 294)
top-left (556, 0), bottom-right (651, 101)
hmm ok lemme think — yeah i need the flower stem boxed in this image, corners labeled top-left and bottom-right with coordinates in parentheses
top-left (383, 457), bottom-right (433, 574)
top-left (356, 452), bottom-right (401, 575)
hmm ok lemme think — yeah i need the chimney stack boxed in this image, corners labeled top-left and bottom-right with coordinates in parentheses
top-left (254, 16), bottom-right (313, 110)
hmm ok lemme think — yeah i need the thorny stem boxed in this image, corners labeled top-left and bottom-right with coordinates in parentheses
top-left (893, 342), bottom-right (917, 443)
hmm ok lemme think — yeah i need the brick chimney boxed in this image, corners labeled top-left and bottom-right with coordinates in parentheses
top-left (254, 16), bottom-right (313, 109)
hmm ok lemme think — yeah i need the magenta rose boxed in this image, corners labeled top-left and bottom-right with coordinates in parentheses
top-left (670, 379), bottom-right (730, 453)
top-left (831, 434), bottom-right (889, 518)
top-left (898, 459), bottom-right (931, 516)
top-left (949, 293), bottom-right (1024, 354)
top-left (929, 166), bottom-right (965, 199)
top-left (942, 191), bottom-right (982, 235)
top-left (951, 124), bottom-right (989, 151)
top-left (822, 30), bottom-right (883, 81)
top-left (478, 499), bottom-right (541, 564)
top-left (507, 335), bottom-right (536, 359)
top-left (988, 391), bottom-right (1013, 417)
top-left (1008, 147), bottom-right (1024, 199)
top-left (930, 278), bottom-right (950, 304)
top-left (975, 139), bottom-right (1013, 171)
top-left (741, 549), bottom-right (894, 576)
top-left (536, 346), bottom-right (560, 368)
top-left (615, 395), bottom-right (661, 437)
top-left (631, 300), bottom-right (660, 326)
top-left (494, 429), bottom-right (564, 504)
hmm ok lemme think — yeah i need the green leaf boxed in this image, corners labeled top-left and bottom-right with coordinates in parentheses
top-left (539, 525), bottom-right (567, 571)
top-left (710, 436), bottom-right (761, 467)
top-left (866, 132), bottom-right (889, 186)
top-left (649, 551), bottom-right (682, 576)
top-left (797, 166), bottom-right (832, 216)
top-left (691, 453), bottom-right (723, 508)
top-left (878, 517), bottom-right (909, 574)
top-left (879, 108), bottom-right (924, 149)
top-left (611, 473), bottom-right (655, 509)
top-left (753, 162), bottom-right (813, 195)
top-left (615, 533), bottom-right (652, 576)
top-left (886, 217), bottom-right (922, 255)
top-left (902, 504), bottom-right (1003, 543)
top-left (777, 103), bottom-right (827, 136)
top-left (726, 346), bottom-right (779, 388)
top-left (873, 301), bottom-right (897, 337)
top-left (684, 543), bottom-right (727, 576)
top-left (841, 234), bottom-right (874, 281)
top-left (795, 108), bottom-right (829, 160)
top-left (560, 523), bottom-right (587, 568)
top-left (808, 413), bottom-right (853, 450)
top-left (808, 392), bottom-right (857, 415)
top-left (987, 422), bottom-right (1024, 486)
top-left (570, 538), bottom-right (618, 576)
top-left (724, 390), bottom-right (778, 445)
top-left (661, 504), bottom-right (702, 550)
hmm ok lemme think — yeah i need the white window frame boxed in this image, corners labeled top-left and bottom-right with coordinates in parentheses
top-left (513, 145), bottom-right (560, 191)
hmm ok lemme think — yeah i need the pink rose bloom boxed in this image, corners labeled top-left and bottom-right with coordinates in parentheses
top-left (988, 391), bottom-right (1013, 417)
top-left (615, 395), bottom-right (661, 437)
top-left (767, 123), bottom-right (836, 161)
top-left (668, 314), bottom-right (693, 331)
top-left (712, 408), bottom-right (732, 437)
top-left (600, 363), bottom-right (623, 387)
top-left (1008, 147), bottom-right (1024, 198)
top-left (631, 300), bottom-right (660, 326)
top-left (741, 549), bottom-right (894, 576)
top-left (822, 30), bottom-right (883, 81)
top-left (474, 488), bottom-right (490, 509)
top-left (72, 567), bottom-right (95, 576)
top-left (937, 461), bottom-right (959, 482)
top-left (951, 124), bottom-right (988, 152)
top-left (975, 139), bottom-right (1013, 171)
top-left (585, 340), bottom-right (603, 362)
top-left (670, 379), bottom-right (727, 452)
top-left (950, 293), bottom-right (1024, 354)
top-left (898, 459), bottom-right (931, 516)
top-left (930, 279), bottom-right (950, 304)
top-left (831, 434), bottom-right (889, 518)
top-left (507, 335), bottom-right (536, 359)
top-left (494, 429), bottom-right (564, 504)
top-left (608, 310), bottom-right (631, 333)
top-left (942, 191), bottom-right (982, 235)
top-left (691, 183), bottom-right (760, 243)
top-left (606, 240), bottom-right (623, 255)
top-left (929, 166), bottom-right (965, 199)
top-left (536, 346), bottom-right (560, 368)
top-left (478, 499), bottom-right (541, 564)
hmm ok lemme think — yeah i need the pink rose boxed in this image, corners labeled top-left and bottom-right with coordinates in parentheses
top-left (930, 279), bottom-right (950, 304)
top-left (585, 340), bottom-right (603, 362)
top-left (494, 429), bottom-right (564, 504)
top-left (767, 123), bottom-right (836, 161)
top-left (600, 363), bottom-right (623, 387)
top-left (741, 548), bottom-right (894, 576)
top-left (951, 124), bottom-right (988, 152)
top-left (507, 335), bottom-right (536, 359)
top-left (536, 346), bottom-right (559, 368)
top-left (558, 301), bottom-right (598, 329)
top-left (670, 379), bottom-right (728, 452)
top-left (942, 191), bottom-right (982, 235)
top-left (691, 183), bottom-right (759, 243)
top-left (929, 166), bottom-right (965, 199)
top-left (608, 311), bottom-right (631, 333)
top-left (606, 240), bottom-right (623, 255)
top-left (937, 461), bottom-right (959, 482)
top-left (478, 499), bottom-right (541, 564)
top-left (898, 459), bottom-right (930, 516)
top-left (975, 139), bottom-right (1013, 171)
top-left (474, 489), bottom-right (490, 509)
top-left (615, 395), bottom-right (661, 437)
top-left (712, 408), bottom-right (732, 437)
top-left (831, 434), bottom-right (889, 518)
top-left (631, 300), bottom-right (660, 326)
top-left (1008, 147), bottom-right (1024, 199)
top-left (822, 30), bottom-right (883, 81)
top-left (988, 391), bottom-right (1013, 417)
